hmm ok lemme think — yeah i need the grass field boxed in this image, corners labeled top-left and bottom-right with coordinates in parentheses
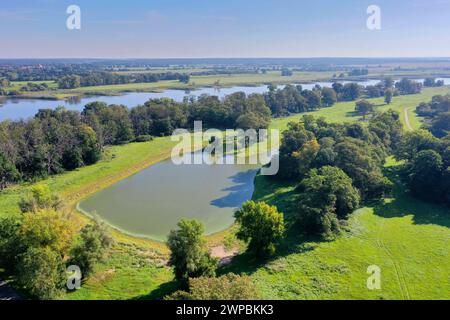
top-left (189, 71), bottom-right (338, 86)
top-left (270, 86), bottom-right (450, 131)
top-left (1, 86), bottom-right (449, 300)
top-left (9, 80), bottom-right (58, 90)
top-left (224, 158), bottom-right (449, 299)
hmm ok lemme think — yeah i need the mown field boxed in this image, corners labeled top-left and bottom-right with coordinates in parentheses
top-left (1, 86), bottom-right (449, 300)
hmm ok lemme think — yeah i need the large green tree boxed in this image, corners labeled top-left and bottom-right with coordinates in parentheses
top-left (355, 100), bottom-right (375, 120)
top-left (17, 246), bottom-right (66, 300)
top-left (0, 152), bottom-right (20, 190)
top-left (298, 166), bottom-right (360, 237)
top-left (167, 219), bottom-right (217, 284)
top-left (234, 201), bottom-right (285, 257)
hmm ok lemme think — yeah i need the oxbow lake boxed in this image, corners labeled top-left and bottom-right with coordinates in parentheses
top-left (77, 152), bottom-right (259, 241)
top-left (2, 78), bottom-right (448, 121)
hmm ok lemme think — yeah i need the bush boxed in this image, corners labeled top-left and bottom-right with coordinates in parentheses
top-left (166, 273), bottom-right (259, 300)
top-left (19, 184), bottom-right (62, 213)
top-left (134, 135), bottom-right (154, 143)
top-left (70, 219), bottom-right (114, 277)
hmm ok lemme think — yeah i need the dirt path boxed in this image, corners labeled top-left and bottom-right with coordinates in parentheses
top-left (211, 245), bottom-right (239, 266)
top-left (404, 107), bottom-right (414, 131)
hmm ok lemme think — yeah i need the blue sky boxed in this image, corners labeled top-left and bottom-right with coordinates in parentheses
top-left (1, 0), bottom-right (450, 58)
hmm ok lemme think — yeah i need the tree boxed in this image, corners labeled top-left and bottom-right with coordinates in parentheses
top-left (423, 78), bottom-right (436, 87)
top-left (334, 138), bottom-right (392, 199)
top-left (430, 112), bottom-right (450, 138)
top-left (57, 75), bottom-right (81, 89)
top-left (321, 87), bottom-right (337, 107)
top-left (278, 121), bottom-right (320, 179)
top-left (302, 89), bottom-right (322, 110)
top-left (355, 100), bottom-right (375, 120)
top-left (341, 83), bottom-right (362, 101)
top-left (408, 149), bottom-right (444, 202)
top-left (0, 152), bottom-right (20, 190)
top-left (0, 216), bottom-right (25, 271)
top-left (298, 166), bottom-right (360, 237)
top-left (17, 246), bottom-right (66, 300)
top-left (234, 201), bottom-right (285, 257)
top-left (395, 78), bottom-right (422, 95)
top-left (70, 219), bottom-right (114, 277)
top-left (332, 82), bottom-right (344, 97)
top-left (395, 130), bottom-right (442, 162)
top-left (167, 274), bottom-right (258, 300)
top-left (384, 88), bottom-right (393, 104)
top-left (281, 68), bottom-right (293, 76)
top-left (384, 77), bottom-right (394, 89)
top-left (235, 112), bottom-right (269, 131)
top-left (18, 209), bottom-right (75, 255)
top-left (19, 183), bottom-right (62, 213)
top-left (167, 219), bottom-right (217, 284)
top-left (78, 124), bottom-right (102, 165)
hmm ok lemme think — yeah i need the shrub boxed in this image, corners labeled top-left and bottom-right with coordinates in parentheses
top-left (166, 273), bottom-right (259, 300)
top-left (134, 135), bottom-right (154, 143)
top-left (70, 219), bottom-right (114, 277)
top-left (19, 184), bottom-right (62, 213)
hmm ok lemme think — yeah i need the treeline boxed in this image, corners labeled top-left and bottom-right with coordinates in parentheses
top-left (396, 130), bottom-right (449, 205)
top-left (275, 111), bottom-right (402, 237)
top-left (348, 68), bottom-right (369, 76)
top-left (395, 95), bottom-right (450, 205)
top-left (0, 81), bottom-right (50, 96)
top-left (264, 78), bottom-right (423, 117)
top-left (416, 94), bottom-right (450, 138)
top-left (423, 78), bottom-right (445, 88)
top-left (0, 108), bottom-right (102, 188)
top-left (0, 93), bottom-right (271, 189)
top-left (57, 72), bottom-right (190, 89)
top-left (0, 64), bottom-right (96, 82)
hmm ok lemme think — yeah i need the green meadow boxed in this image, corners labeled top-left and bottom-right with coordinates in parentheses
top-left (237, 158), bottom-right (450, 299)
